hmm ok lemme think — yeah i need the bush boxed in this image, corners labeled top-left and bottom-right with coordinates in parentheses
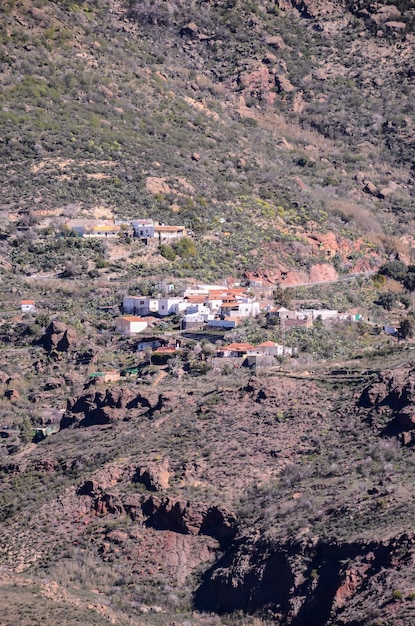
top-left (376, 291), bottom-right (396, 311)
top-left (159, 244), bottom-right (176, 261)
top-left (378, 260), bottom-right (408, 282)
top-left (173, 237), bottom-right (197, 258)
top-left (399, 318), bottom-right (414, 339)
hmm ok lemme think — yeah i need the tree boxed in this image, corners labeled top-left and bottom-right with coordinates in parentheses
top-left (273, 285), bottom-right (292, 309)
top-left (404, 272), bottom-right (415, 292)
top-left (20, 417), bottom-right (34, 444)
top-left (378, 260), bottom-right (408, 282)
top-left (173, 237), bottom-right (197, 258)
top-left (399, 318), bottom-right (414, 339)
top-left (376, 291), bottom-right (396, 311)
top-left (159, 244), bottom-right (176, 261)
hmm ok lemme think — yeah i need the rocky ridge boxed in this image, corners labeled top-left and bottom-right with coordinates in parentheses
top-left (1, 367), bottom-right (415, 624)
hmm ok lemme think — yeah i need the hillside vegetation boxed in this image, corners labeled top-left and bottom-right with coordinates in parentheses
top-left (2, 1), bottom-right (415, 625)
top-left (1, 0), bottom-right (415, 279)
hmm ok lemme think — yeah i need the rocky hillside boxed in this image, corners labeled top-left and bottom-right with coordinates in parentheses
top-left (1, 0), bottom-right (415, 280)
top-left (2, 1), bottom-right (415, 625)
top-left (2, 362), bottom-right (415, 624)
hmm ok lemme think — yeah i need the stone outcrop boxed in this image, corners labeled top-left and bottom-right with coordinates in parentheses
top-left (133, 459), bottom-right (171, 492)
top-left (265, 35), bottom-right (286, 49)
top-left (61, 386), bottom-right (178, 428)
top-left (275, 73), bottom-right (295, 93)
top-left (77, 477), bottom-right (237, 542)
top-left (195, 532), bottom-right (415, 625)
top-left (358, 368), bottom-right (415, 445)
top-left (42, 321), bottom-right (76, 352)
top-left (141, 496), bottom-right (204, 534)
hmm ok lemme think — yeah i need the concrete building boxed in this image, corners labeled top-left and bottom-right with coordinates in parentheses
top-left (123, 296), bottom-right (159, 315)
top-left (158, 297), bottom-right (187, 316)
top-left (220, 300), bottom-right (260, 319)
top-left (116, 316), bottom-right (148, 335)
top-left (155, 225), bottom-right (186, 243)
top-left (131, 219), bottom-right (155, 239)
top-left (21, 300), bottom-right (36, 313)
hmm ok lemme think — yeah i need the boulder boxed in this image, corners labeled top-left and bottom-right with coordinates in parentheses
top-left (5, 388), bottom-right (20, 402)
top-left (44, 378), bottom-right (61, 391)
top-left (42, 321), bottom-right (76, 352)
top-left (275, 74), bottom-right (295, 93)
top-left (265, 35), bottom-right (286, 49)
top-left (133, 460), bottom-right (170, 492)
top-left (180, 22), bottom-right (199, 38)
top-left (379, 182), bottom-right (398, 199)
top-left (363, 181), bottom-right (378, 196)
top-left (263, 52), bottom-right (278, 65)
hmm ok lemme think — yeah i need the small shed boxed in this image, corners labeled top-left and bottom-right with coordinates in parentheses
top-left (34, 425), bottom-right (59, 442)
top-left (21, 299), bottom-right (36, 313)
top-left (116, 316), bottom-right (148, 335)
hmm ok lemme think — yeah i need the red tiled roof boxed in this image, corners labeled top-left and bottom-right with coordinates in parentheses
top-left (257, 341), bottom-right (276, 347)
top-left (120, 316), bottom-right (147, 322)
top-left (222, 342), bottom-right (256, 351)
top-left (21, 300), bottom-right (35, 305)
top-left (153, 346), bottom-right (177, 353)
top-left (185, 295), bottom-right (206, 303)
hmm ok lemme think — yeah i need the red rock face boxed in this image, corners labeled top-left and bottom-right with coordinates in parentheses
top-left (309, 263), bottom-right (338, 283)
top-left (333, 565), bottom-right (368, 609)
top-left (61, 386), bottom-right (180, 428)
top-left (236, 63), bottom-right (277, 105)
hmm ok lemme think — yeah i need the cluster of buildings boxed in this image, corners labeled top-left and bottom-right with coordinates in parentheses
top-left (120, 285), bottom-right (261, 333)
top-left (118, 287), bottom-right (364, 335)
top-left (269, 306), bottom-right (362, 328)
top-left (65, 219), bottom-right (187, 244)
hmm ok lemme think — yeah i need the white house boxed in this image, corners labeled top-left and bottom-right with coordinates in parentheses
top-left (67, 219), bottom-right (122, 238)
top-left (182, 311), bottom-right (215, 328)
top-left (123, 296), bottom-right (159, 315)
top-left (185, 302), bottom-right (211, 315)
top-left (21, 299), bottom-right (35, 313)
top-left (158, 297), bottom-right (186, 316)
top-left (220, 300), bottom-right (260, 319)
top-left (131, 219), bottom-right (155, 239)
top-left (301, 309), bottom-right (338, 321)
top-left (256, 341), bottom-right (296, 357)
top-left (155, 225), bottom-right (186, 243)
top-left (217, 342), bottom-right (258, 358)
top-left (116, 316), bottom-right (148, 335)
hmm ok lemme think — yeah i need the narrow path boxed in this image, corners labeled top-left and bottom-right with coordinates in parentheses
top-left (13, 442), bottom-right (36, 459)
top-left (282, 270), bottom-right (376, 289)
top-left (151, 369), bottom-right (167, 388)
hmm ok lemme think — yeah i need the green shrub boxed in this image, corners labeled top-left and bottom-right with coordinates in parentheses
top-left (159, 244), bottom-right (176, 261)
